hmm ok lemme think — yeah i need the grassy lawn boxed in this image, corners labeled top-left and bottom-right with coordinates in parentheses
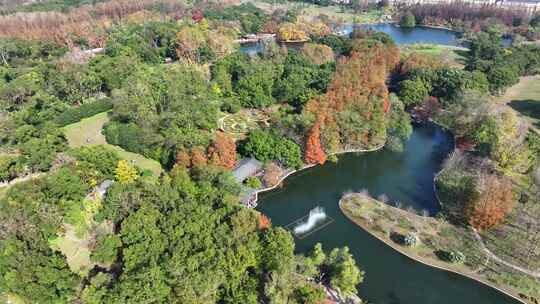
top-left (49, 224), bottom-right (94, 276)
top-left (400, 44), bottom-right (468, 68)
top-left (62, 112), bottom-right (163, 176)
top-left (0, 186), bottom-right (7, 199)
top-left (497, 75), bottom-right (540, 130)
top-left (63, 111), bottom-right (109, 147)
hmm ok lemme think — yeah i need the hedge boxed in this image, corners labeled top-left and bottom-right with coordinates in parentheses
top-left (55, 98), bottom-right (113, 126)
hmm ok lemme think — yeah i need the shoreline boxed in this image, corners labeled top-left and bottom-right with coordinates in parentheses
top-left (250, 122), bottom-right (533, 303)
top-left (248, 143), bottom-right (385, 207)
top-left (338, 193), bottom-right (529, 304)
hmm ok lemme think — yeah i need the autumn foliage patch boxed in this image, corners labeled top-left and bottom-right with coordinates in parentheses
top-left (304, 39), bottom-right (399, 155)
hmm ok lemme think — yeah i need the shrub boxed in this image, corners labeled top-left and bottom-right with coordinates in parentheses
top-left (220, 97), bottom-right (241, 114)
top-left (403, 233), bottom-right (419, 247)
top-left (55, 98), bottom-right (113, 126)
top-left (0, 155), bottom-right (22, 182)
top-left (240, 130), bottom-right (303, 169)
top-left (245, 176), bottom-right (262, 189)
top-left (436, 250), bottom-right (466, 264)
top-left (390, 232), bottom-right (418, 247)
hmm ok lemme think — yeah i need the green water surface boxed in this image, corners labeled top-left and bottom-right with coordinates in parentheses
top-left (257, 123), bottom-right (521, 304)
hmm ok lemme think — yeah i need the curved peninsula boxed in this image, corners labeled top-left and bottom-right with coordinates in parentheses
top-left (338, 192), bottom-right (528, 304)
top-left (257, 123), bottom-right (524, 304)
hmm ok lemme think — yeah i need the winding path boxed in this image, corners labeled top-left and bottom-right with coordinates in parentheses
top-left (0, 173), bottom-right (43, 189)
top-left (472, 228), bottom-right (540, 278)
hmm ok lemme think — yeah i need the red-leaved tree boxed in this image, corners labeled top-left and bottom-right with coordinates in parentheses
top-left (209, 132), bottom-right (237, 169)
top-left (305, 122), bottom-right (327, 165)
top-left (465, 175), bottom-right (515, 231)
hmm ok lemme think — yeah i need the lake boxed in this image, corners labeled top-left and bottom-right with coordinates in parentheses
top-left (346, 23), bottom-right (461, 46)
top-left (257, 123), bottom-right (521, 304)
top-left (240, 23), bottom-right (462, 55)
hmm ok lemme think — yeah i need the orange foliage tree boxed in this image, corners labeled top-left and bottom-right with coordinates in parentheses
top-left (304, 39), bottom-right (400, 152)
top-left (209, 132), bottom-right (237, 169)
top-left (277, 22), bottom-right (309, 42)
top-left (305, 122), bottom-right (327, 165)
top-left (465, 175), bottom-right (515, 231)
top-left (191, 146), bottom-right (208, 168)
top-left (399, 53), bottom-right (444, 75)
top-left (258, 213), bottom-right (271, 230)
top-left (0, 0), bottom-right (187, 47)
top-left (175, 150), bottom-right (192, 168)
top-left (300, 43), bottom-right (335, 65)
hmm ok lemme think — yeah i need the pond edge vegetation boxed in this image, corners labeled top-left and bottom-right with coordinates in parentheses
top-left (337, 192), bottom-right (529, 304)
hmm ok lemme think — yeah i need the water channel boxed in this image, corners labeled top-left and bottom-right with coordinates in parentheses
top-left (257, 123), bottom-right (522, 304)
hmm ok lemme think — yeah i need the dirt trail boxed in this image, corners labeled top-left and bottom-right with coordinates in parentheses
top-left (473, 229), bottom-right (540, 278)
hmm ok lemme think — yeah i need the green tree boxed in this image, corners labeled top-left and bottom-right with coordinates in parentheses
top-left (399, 78), bottom-right (430, 106)
top-left (326, 247), bottom-right (364, 295)
top-left (486, 66), bottom-right (519, 94)
top-left (91, 234), bottom-right (122, 265)
top-left (400, 12), bottom-right (416, 28)
top-left (385, 94), bottom-right (413, 152)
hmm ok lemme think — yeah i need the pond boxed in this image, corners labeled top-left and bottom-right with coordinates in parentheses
top-left (256, 123), bottom-right (521, 304)
top-left (345, 23), bottom-right (462, 46)
top-left (240, 23), bottom-right (461, 55)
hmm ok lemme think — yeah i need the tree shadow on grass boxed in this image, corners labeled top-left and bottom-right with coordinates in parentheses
top-left (508, 99), bottom-right (540, 128)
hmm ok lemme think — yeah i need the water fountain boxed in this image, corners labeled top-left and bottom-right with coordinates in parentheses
top-left (293, 207), bottom-right (327, 235)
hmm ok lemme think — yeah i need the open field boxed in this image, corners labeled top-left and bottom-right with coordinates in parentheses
top-left (244, 0), bottom-right (390, 23)
top-left (62, 112), bottom-right (163, 176)
top-left (497, 75), bottom-right (540, 130)
top-left (63, 112), bottom-right (109, 147)
top-left (49, 224), bottom-right (94, 276)
top-left (340, 192), bottom-right (540, 303)
top-left (400, 44), bottom-right (467, 68)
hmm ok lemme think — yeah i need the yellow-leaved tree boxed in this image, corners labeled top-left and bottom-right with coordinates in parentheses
top-left (115, 160), bottom-right (138, 185)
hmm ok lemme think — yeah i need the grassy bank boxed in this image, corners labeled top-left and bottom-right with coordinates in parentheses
top-left (400, 44), bottom-right (467, 68)
top-left (339, 192), bottom-right (538, 303)
top-left (62, 112), bottom-right (163, 176)
top-left (496, 75), bottom-right (540, 130)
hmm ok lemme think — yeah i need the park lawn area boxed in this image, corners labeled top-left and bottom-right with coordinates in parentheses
top-left (400, 44), bottom-right (467, 68)
top-left (49, 195), bottom-right (114, 276)
top-left (62, 112), bottom-right (163, 176)
top-left (49, 225), bottom-right (93, 276)
top-left (299, 5), bottom-right (386, 23)
top-left (497, 75), bottom-right (540, 130)
top-left (63, 111), bottom-right (109, 147)
top-left (339, 192), bottom-right (540, 301)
